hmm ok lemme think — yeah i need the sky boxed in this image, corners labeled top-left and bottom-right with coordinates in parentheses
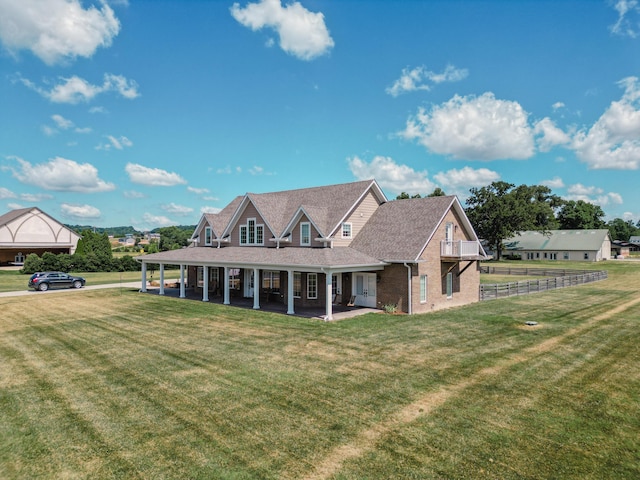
top-left (1, 0), bottom-right (640, 231)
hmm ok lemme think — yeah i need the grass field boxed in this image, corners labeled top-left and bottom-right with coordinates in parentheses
top-left (1, 261), bottom-right (638, 479)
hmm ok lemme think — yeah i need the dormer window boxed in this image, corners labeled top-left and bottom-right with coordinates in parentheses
top-left (240, 218), bottom-right (264, 246)
top-left (342, 222), bottom-right (352, 239)
top-left (204, 227), bottom-right (212, 246)
top-left (300, 222), bottom-right (311, 246)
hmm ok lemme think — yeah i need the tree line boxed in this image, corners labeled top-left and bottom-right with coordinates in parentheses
top-left (399, 181), bottom-right (640, 260)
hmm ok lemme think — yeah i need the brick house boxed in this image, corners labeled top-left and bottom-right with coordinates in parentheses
top-left (137, 180), bottom-right (486, 318)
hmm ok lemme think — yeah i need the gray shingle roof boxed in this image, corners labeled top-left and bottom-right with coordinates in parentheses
top-left (0, 207), bottom-right (34, 227)
top-left (504, 229), bottom-right (611, 251)
top-left (350, 196), bottom-right (455, 261)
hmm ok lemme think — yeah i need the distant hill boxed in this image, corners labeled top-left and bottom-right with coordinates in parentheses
top-left (66, 225), bottom-right (196, 237)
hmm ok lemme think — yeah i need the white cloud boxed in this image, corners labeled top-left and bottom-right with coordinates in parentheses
top-left (610, 0), bottom-right (640, 37)
top-left (347, 155), bottom-right (436, 196)
top-left (97, 135), bottom-right (133, 150)
top-left (7, 203), bottom-right (24, 210)
top-left (541, 176), bottom-right (565, 189)
top-left (61, 203), bottom-right (101, 219)
top-left (125, 163), bottom-right (187, 187)
top-left (7, 156), bottom-right (115, 193)
top-left (20, 192), bottom-right (53, 202)
top-left (124, 190), bottom-right (145, 199)
top-left (534, 117), bottom-right (571, 152)
top-left (0, 187), bottom-right (16, 199)
top-left (552, 102), bottom-right (565, 110)
top-left (230, 0), bottom-right (334, 60)
top-left (19, 73), bottom-right (140, 104)
top-left (187, 186), bottom-right (210, 194)
top-left (399, 92), bottom-right (535, 160)
top-left (565, 183), bottom-right (624, 206)
top-left (572, 76), bottom-right (640, 169)
top-left (42, 125), bottom-right (57, 136)
top-left (162, 202), bottom-right (194, 216)
top-left (386, 64), bottom-right (468, 97)
top-left (201, 206), bottom-right (222, 214)
top-left (142, 212), bottom-right (176, 227)
top-left (432, 166), bottom-right (500, 196)
top-left (0, 0), bottom-right (120, 65)
top-left (52, 114), bottom-right (73, 129)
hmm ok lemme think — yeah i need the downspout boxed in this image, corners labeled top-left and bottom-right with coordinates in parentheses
top-left (404, 262), bottom-right (412, 315)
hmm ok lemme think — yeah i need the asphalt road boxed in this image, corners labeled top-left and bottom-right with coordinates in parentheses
top-left (0, 281), bottom-right (144, 298)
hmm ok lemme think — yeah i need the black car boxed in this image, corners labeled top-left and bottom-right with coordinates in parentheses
top-left (28, 271), bottom-right (86, 291)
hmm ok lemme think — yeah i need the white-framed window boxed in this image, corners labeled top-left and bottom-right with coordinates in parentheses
top-left (584, 252), bottom-right (589, 260)
top-left (307, 273), bottom-right (318, 299)
top-left (210, 267), bottom-right (219, 285)
top-left (420, 275), bottom-right (428, 303)
top-left (239, 218), bottom-right (264, 246)
top-left (342, 222), bottom-right (352, 238)
top-left (204, 226), bottom-right (212, 246)
top-left (197, 267), bottom-right (204, 287)
top-left (300, 222), bottom-right (311, 246)
top-left (446, 272), bottom-right (453, 299)
top-left (293, 272), bottom-right (301, 298)
top-left (563, 252), bottom-right (569, 260)
top-left (331, 274), bottom-right (341, 295)
top-left (262, 271), bottom-right (280, 291)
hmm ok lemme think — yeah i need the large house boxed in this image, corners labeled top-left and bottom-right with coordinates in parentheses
top-left (0, 207), bottom-right (81, 266)
top-left (137, 180), bottom-right (487, 319)
top-left (503, 229), bottom-right (612, 262)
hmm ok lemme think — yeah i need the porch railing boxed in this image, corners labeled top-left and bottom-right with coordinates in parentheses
top-left (441, 240), bottom-right (480, 258)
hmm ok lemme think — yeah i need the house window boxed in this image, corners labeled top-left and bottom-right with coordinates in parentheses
top-left (342, 222), bottom-right (352, 238)
top-left (293, 272), bottom-right (301, 298)
top-left (300, 222), bottom-right (311, 246)
top-left (239, 218), bottom-right (264, 245)
top-left (229, 268), bottom-right (241, 290)
top-left (204, 227), bottom-right (212, 246)
top-left (550, 253), bottom-right (557, 260)
top-left (420, 275), bottom-right (428, 303)
top-left (584, 252), bottom-right (589, 260)
top-left (262, 271), bottom-right (280, 292)
top-left (210, 267), bottom-right (219, 286)
top-left (563, 252), bottom-right (569, 260)
top-left (307, 273), bottom-right (318, 299)
top-left (197, 267), bottom-right (204, 287)
top-left (446, 272), bottom-right (453, 299)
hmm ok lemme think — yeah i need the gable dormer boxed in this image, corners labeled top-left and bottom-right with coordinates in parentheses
top-left (223, 195), bottom-right (275, 247)
top-left (328, 184), bottom-right (386, 247)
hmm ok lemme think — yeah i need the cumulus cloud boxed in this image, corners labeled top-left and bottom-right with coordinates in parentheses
top-left (572, 76), bottom-right (640, 169)
top-left (201, 206), bottom-right (222, 214)
top-left (162, 202), bottom-right (194, 216)
top-left (18, 73), bottom-right (140, 104)
top-left (399, 92), bottom-right (535, 160)
top-left (7, 156), bottom-right (115, 193)
top-left (142, 212), bottom-right (176, 227)
top-left (0, 0), bottom-right (120, 65)
top-left (432, 166), bottom-right (500, 196)
top-left (61, 203), bottom-right (101, 219)
top-left (125, 163), bottom-right (187, 187)
top-left (0, 187), bottom-right (16, 199)
top-left (386, 64), bottom-right (468, 97)
top-left (610, 0), bottom-right (640, 37)
top-left (541, 176), bottom-right (565, 189)
top-left (534, 117), bottom-right (572, 152)
top-left (187, 186), bottom-right (210, 195)
top-left (230, 0), bottom-right (334, 60)
top-left (566, 183), bottom-right (624, 206)
top-left (347, 155), bottom-right (436, 196)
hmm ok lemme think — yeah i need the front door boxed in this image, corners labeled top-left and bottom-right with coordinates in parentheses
top-left (353, 273), bottom-right (376, 308)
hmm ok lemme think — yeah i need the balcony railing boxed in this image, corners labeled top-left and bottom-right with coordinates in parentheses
top-left (440, 240), bottom-right (480, 258)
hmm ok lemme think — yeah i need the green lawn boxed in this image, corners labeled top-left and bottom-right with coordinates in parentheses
top-left (0, 260), bottom-right (638, 479)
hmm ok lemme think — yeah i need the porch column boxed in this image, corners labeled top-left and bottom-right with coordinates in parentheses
top-left (179, 265), bottom-right (185, 298)
top-left (325, 271), bottom-right (333, 321)
top-left (159, 264), bottom-right (165, 295)
top-left (223, 266), bottom-right (230, 305)
top-left (202, 265), bottom-right (209, 302)
top-left (253, 267), bottom-right (260, 310)
top-left (287, 270), bottom-right (295, 315)
top-left (140, 262), bottom-right (147, 292)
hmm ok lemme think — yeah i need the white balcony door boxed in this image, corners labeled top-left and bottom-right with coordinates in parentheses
top-left (444, 222), bottom-right (454, 255)
top-left (353, 273), bottom-right (376, 308)
top-left (244, 269), bottom-right (254, 297)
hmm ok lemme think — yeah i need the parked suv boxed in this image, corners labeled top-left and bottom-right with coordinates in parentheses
top-left (28, 272), bottom-right (86, 291)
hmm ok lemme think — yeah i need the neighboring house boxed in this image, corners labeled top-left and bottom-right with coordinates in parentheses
top-left (629, 236), bottom-right (640, 246)
top-left (0, 207), bottom-right (81, 266)
top-left (503, 229), bottom-right (612, 262)
top-left (137, 180), bottom-right (487, 319)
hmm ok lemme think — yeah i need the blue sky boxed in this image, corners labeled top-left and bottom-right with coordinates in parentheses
top-left (1, 0), bottom-right (639, 230)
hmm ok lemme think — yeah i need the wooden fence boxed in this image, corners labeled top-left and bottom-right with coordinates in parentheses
top-left (479, 266), bottom-right (608, 301)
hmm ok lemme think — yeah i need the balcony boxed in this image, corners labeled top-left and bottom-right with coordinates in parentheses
top-left (440, 240), bottom-right (481, 259)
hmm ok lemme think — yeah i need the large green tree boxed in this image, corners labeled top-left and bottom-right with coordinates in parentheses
top-left (607, 218), bottom-right (640, 241)
top-left (557, 200), bottom-right (606, 229)
top-left (466, 182), bottom-right (561, 260)
top-left (158, 226), bottom-right (192, 251)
